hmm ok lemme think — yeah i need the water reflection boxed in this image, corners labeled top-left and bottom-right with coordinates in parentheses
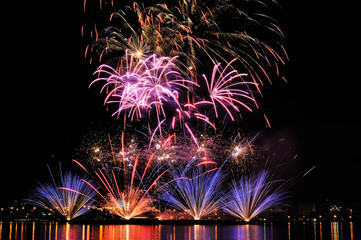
top-left (0, 221), bottom-right (356, 240)
top-left (331, 222), bottom-right (340, 240)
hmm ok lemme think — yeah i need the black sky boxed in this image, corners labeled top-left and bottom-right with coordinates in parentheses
top-left (1, 1), bottom-right (360, 205)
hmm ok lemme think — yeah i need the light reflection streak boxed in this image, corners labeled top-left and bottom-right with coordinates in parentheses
top-left (14, 222), bottom-right (17, 240)
top-left (340, 221), bottom-right (343, 239)
top-left (245, 224), bottom-right (250, 239)
top-left (82, 225), bottom-right (85, 240)
top-left (287, 222), bottom-right (291, 240)
top-left (65, 222), bottom-right (70, 240)
top-left (55, 222), bottom-right (58, 240)
top-left (237, 225), bottom-right (240, 239)
top-left (313, 222), bottom-right (316, 240)
top-left (87, 225), bottom-right (90, 240)
top-left (9, 222), bottom-right (12, 240)
top-left (331, 222), bottom-right (339, 240)
top-left (21, 223), bottom-right (24, 240)
top-left (48, 222), bottom-right (51, 240)
top-left (126, 224), bottom-right (129, 240)
top-left (194, 225), bottom-right (200, 240)
top-left (100, 225), bottom-right (103, 240)
top-left (43, 223), bottom-right (47, 240)
top-left (215, 225), bottom-right (217, 240)
top-left (32, 222), bottom-right (35, 240)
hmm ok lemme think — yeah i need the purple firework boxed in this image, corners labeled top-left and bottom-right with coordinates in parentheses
top-left (26, 168), bottom-right (96, 221)
top-left (159, 160), bottom-right (224, 220)
top-left (222, 170), bottom-right (287, 222)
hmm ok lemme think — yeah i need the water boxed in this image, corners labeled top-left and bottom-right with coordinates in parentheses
top-left (0, 221), bottom-right (358, 240)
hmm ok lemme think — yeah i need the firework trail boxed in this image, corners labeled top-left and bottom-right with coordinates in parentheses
top-left (222, 170), bottom-right (287, 222)
top-left (159, 159), bottom-right (224, 220)
top-left (25, 166), bottom-right (96, 221)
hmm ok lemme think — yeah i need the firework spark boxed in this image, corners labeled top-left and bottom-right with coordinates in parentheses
top-left (222, 170), bottom-right (287, 222)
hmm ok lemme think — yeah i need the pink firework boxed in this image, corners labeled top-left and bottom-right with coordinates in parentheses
top-left (91, 52), bottom-right (196, 124)
top-left (195, 59), bottom-right (257, 121)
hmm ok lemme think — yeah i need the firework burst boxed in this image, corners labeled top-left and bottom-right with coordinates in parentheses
top-left (91, 52), bottom-right (196, 125)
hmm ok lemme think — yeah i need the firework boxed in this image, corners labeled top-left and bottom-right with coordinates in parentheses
top-left (100, 30), bottom-right (151, 60)
top-left (73, 159), bottom-right (161, 219)
top-left (91, 53), bottom-right (257, 134)
top-left (194, 59), bottom-right (257, 121)
top-left (159, 160), bottom-right (224, 220)
top-left (76, 126), bottom-right (259, 177)
top-left (73, 132), bottom-right (169, 219)
top-left (25, 166), bottom-right (96, 221)
top-left (91, 52), bottom-right (196, 126)
top-left (216, 131), bottom-right (259, 177)
top-left (222, 170), bottom-right (287, 222)
top-left (90, 0), bottom-right (287, 86)
top-left (83, 0), bottom-right (289, 135)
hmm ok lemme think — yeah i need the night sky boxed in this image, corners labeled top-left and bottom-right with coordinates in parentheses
top-left (1, 1), bottom-right (359, 206)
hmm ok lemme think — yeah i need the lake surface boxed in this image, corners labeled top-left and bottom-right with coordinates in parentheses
top-left (0, 221), bottom-right (358, 240)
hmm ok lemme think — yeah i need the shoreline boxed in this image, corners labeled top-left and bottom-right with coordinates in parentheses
top-left (69, 218), bottom-right (247, 225)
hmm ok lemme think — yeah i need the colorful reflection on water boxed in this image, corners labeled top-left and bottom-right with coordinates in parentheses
top-left (0, 221), bottom-right (357, 240)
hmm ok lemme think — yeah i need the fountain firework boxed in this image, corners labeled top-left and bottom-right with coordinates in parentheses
top-left (222, 170), bottom-right (287, 222)
top-left (73, 132), bottom-right (169, 220)
top-left (25, 165), bottom-right (96, 221)
top-left (159, 159), bottom-right (224, 220)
